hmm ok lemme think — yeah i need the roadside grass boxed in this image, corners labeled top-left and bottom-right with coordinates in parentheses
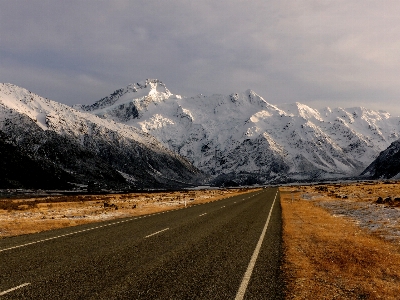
top-left (0, 188), bottom-right (258, 238)
top-left (281, 187), bottom-right (400, 299)
top-left (0, 199), bottom-right (38, 211)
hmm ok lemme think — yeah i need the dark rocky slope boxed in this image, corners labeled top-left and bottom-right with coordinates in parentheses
top-left (361, 139), bottom-right (400, 179)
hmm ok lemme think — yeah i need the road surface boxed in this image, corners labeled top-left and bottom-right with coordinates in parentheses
top-left (0, 188), bottom-right (283, 299)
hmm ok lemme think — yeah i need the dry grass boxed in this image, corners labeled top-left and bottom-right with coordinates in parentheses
top-left (281, 184), bottom-right (400, 299)
top-left (301, 180), bottom-right (400, 206)
top-left (0, 188), bottom-right (258, 238)
top-left (297, 181), bottom-right (400, 243)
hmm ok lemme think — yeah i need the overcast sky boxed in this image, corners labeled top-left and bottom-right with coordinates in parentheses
top-left (1, 1), bottom-right (400, 115)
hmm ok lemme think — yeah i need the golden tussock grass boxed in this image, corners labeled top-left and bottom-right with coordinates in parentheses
top-left (281, 186), bottom-right (400, 299)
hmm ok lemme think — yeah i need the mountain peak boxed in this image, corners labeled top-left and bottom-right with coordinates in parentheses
top-left (126, 79), bottom-right (171, 95)
top-left (75, 79), bottom-right (173, 113)
top-left (277, 102), bottom-right (323, 121)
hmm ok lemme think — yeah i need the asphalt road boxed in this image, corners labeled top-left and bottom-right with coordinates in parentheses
top-left (0, 188), bottom-right (283, 299)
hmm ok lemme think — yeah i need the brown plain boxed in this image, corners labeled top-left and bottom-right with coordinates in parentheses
top-left (281, 182), bottom-right (400, 299)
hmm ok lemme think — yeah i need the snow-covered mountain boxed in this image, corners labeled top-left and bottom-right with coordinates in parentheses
top-left (0, 83), bottom-right (203, 189)
top-left (77, 79), bottom-right (400, 185)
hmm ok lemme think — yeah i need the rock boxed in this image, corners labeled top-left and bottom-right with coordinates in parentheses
top-left (315, 186), bottom-right (328, 192)
top-left (384, 197), bottom-right (393, 204)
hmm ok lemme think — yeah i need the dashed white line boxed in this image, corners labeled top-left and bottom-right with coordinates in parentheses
top-left (0, 283), bottom-right (31, 296)
top-left (199, 213), bottom-right (207, 217)
top-left (145, 228), bottom-right (169, 238)
top-left (235, 190), bottom-right (278, 300)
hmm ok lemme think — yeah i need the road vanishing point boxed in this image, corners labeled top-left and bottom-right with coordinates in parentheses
top-left (0, 188), bottom-right (284, 299)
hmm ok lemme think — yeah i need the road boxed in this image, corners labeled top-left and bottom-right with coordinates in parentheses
top-left (0, 188), bottom-right (283, 299)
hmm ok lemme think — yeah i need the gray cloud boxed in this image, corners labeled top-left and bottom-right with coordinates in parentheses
top-left (1, 0), bottom-right (400, 115)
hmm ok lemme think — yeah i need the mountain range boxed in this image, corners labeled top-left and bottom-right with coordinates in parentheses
top-left (1, 79), bottom-right (400, 189)
top-left (76, 79), bottom-right (400, 185)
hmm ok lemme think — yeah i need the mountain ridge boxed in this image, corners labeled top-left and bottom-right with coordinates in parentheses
top-left (361, 139), bottom-right (400, 180)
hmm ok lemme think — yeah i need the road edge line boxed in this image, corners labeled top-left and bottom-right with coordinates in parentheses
top-left (235, 190), bottom-right (278, 300)
top-left (0, 283), bottom-right (31, 296)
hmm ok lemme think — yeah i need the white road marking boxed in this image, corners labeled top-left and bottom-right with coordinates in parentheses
top-left (145, 228), bottom-right (169, 238)
top-left (199, 213), bottom-right (207, 217)
top-left (0, 283), bottom-right (31, 296)
top-left (235, 190), bottom-right (278, 300)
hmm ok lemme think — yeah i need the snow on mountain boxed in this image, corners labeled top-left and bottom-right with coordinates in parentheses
top-left (0, 83), bottom-right (203, 189)
top-left (73, 79), bottom-right (174, 121)
top-left (77, 80), bottom-right (400, 184)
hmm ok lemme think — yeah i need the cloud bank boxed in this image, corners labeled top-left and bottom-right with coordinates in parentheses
top-left (1, 1), bottom-right (399, 115)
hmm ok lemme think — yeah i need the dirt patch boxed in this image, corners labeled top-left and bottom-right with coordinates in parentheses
top-left (281, 183), bottom-right (400, 299)
top-left (0, 188), bottom-right (258, 238)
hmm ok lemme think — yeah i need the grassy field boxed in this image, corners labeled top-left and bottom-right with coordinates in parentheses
top-left (281, 182), bottom-right (400, 299)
